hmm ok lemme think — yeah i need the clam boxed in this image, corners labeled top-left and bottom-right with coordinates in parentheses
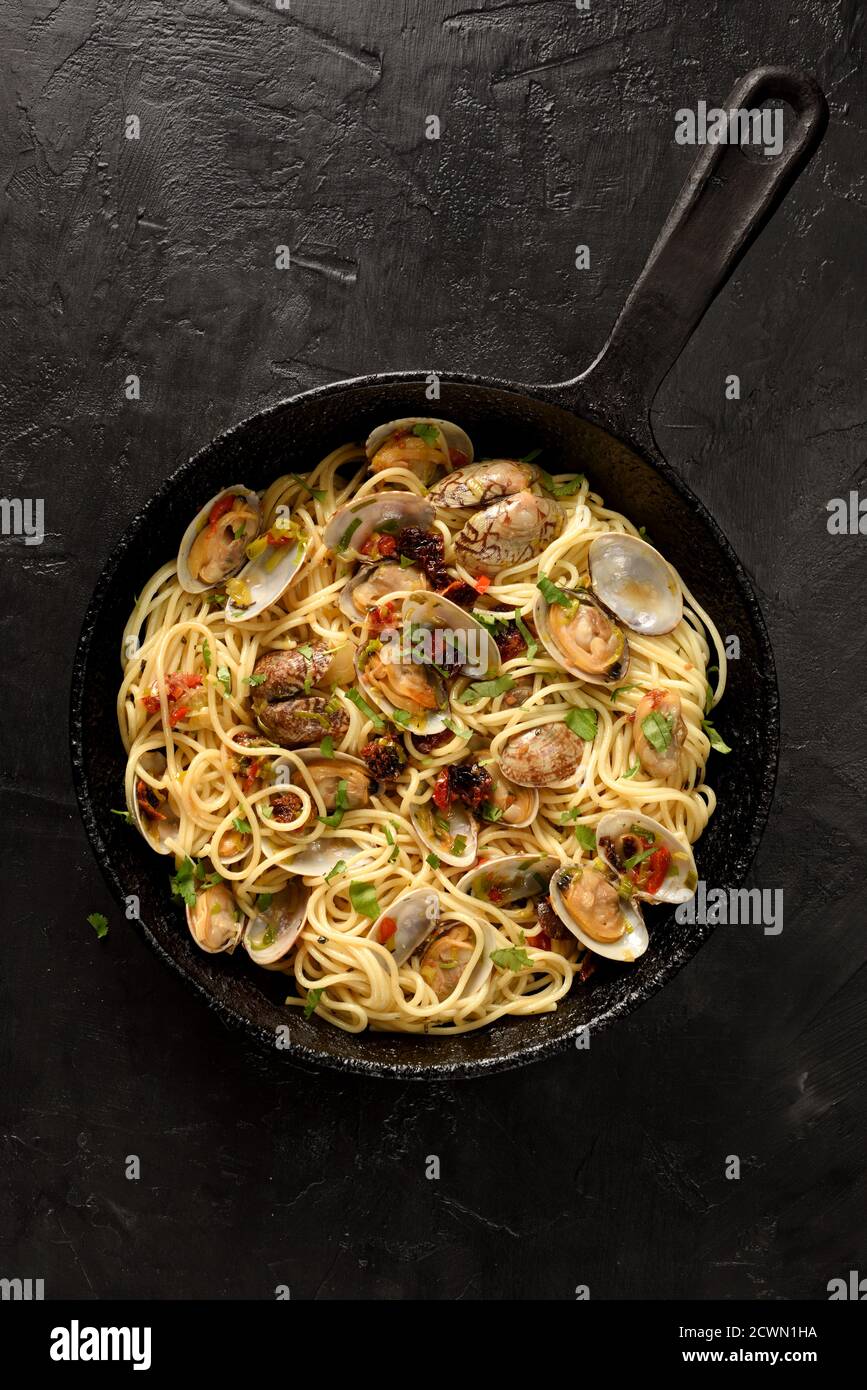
top-left (534, 583), bottom-right (629, 686)
top-left (339, 559), bottom-right (428, 621)
top-left (457, 854), bottom-right (558, 906)
top-left (253, 694), bottom-right (350, 749)
top-left (284, 838), bottom-right (370, 876)
top-left (484, 766), bottom-right (539, 827)
top-left (428, 459), bottom-right (539, 510)
top-left (370, 888), bottom-right (441, 966)
top-left (454, 490), bottom-right (563, 578)
top-left (186, 882), bottom-right (244, 954)
top-left (549, 864), bottom-right (648, 963)
top-left (418, 920), bottom-right (495, 1002)
top-left (411, 798), bottom-right (477, 868)
top-left (323, 492), bottom-right (435, 562)
top-left (366, 418), bottom-right (473, 484)
top-left (178, 487), bottom-right (262, 593)
top-left (402, 590), bottom-right (501, 681)
top-left (273, 749), bottom-right (371, 820)
top-left (596, 811), bottom-right (697, 905)
top-left (225, 513), bottom-right (309, 623)
top-left (498, 722), bottom-right (588, 789)
top-left (242, 881), bottom-right (309, 966)
top-left (588, 532), bottom-right (682, 635)
top-left (252, 644), bottom-right (353, 698)
top-left (129, 749), bottom-right (181, 854)
top-left (356, 615), bottom-right (448, 734)
top-left (633, 689), bottom-right (687, 780)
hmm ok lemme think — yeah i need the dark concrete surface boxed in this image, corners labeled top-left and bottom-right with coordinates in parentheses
top-left (2, 0), bottom-right (866, 1299)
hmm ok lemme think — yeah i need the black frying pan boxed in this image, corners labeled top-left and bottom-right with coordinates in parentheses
top-left (71, 68), bottom-right (827, 1079)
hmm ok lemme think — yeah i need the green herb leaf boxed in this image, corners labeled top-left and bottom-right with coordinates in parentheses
top-left (217, 665), bottom-right (231, 696)
top-left (642, 711), bottom-right (674, 754)
top-left (702, 719), bottom-right (732, 754)
top-left (303, 987), bottom-right (324, 1019)
top-left (318, 779), bottom-right (349, 828)
top-left (412, 422), bottom-right (439, 445)
top-left (426, 852), bottom-right (441, 870)
top-left (110, 808), bottom-right (133, 823)
top-left (574, 824), bottom-right (597, 853)
top-left (232, 817), bottom-right (251, 835)
top-left (87, 912), bottom-right (108, 939)
top-left (539, 470), bottom-right (587, 498)
top-left (391, 708), bottom-right (412, 728)
top-left (622, 760), bottom-right (641, 779)
top-left (520, 447), bottom-right (543, 463)
top-left (462, 674), bottom-right (516, 705)
top-left (481, 803), bottom-right (504, 823)
top-left (514, 613), bottom-right (538, 658)
top-left (256, 893), bottom-right (273, 910)
top-left (638, 526), bottom-right (651, 542)
top-left (346, 688), bottom-right (385, 730)
top-left (325, 860), bottom-right (346, 883)
top-left (202, 639), bottom-right (212, 672)
top-left (320, 735), bottom-right (334, 758)
top-left (441, 716), bottom-right (471, 739)
top-left (624, 845), bottom-right (657, 871)
top-left (452, 835), bottom-right (467, 856)
top-left (399, 554), bottom-right (414, 569)
top-left (536, 575), bottom-right (573, 608)
top-left (559, 808), bottom-right (581, 823)
top-left (491, 945), bottom-right (534, 972)
top-left (244, 673), bottom-right (266, 686)
top-left (337, 516), bottom-right (362, 553)
top-left (170, 856), bottom-right (198, 908)
top-left (289, 473), bottom-right (326, 503)
top-left (384, 824), bottom-right (395, 846)
top-left (298, 644), bottom-right (314, 659)
top-left (610, 684), bottom-right (638, 703)
top-left (565, 707), bottom-right (598, 740)
top-left (349, 881), bottom-right (381, 921)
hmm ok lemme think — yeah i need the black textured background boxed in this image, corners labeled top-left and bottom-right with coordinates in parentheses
top-left (3, 0), bottom-right (866, 1299)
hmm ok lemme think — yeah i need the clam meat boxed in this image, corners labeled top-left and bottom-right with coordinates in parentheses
top-left (534, 583), bottom-right (629, 686)
top-left (633, 689), bottom-right (687, 781)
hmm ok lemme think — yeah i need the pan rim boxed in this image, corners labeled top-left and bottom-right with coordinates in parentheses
top-left (69, 370), bottom-right (780, 1079)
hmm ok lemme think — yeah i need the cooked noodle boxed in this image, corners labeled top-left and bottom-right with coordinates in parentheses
top-left (118, 439), bottom-right (726, 1034)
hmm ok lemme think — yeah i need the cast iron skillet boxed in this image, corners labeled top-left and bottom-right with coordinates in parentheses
top-left (71, 69), bottom-right (826, 1079)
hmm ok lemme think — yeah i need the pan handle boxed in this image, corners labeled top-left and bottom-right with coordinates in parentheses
top-left (547, 67), bottom-right (828, 423)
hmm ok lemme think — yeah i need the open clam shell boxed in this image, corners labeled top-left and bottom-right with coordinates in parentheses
top-left (534, 584), bottom-right (629, 687)
top-left (402, 590), bottom-right (501, 681)
top-left (186, 882), bottom-right (245, 955)
top-left (129, 749), bottom-right (181, 854)
top-left (339, 559), bottom-right (428, 622)
top-left (588, 532), bottom-right (682, 635)
top-left (418, 919), bottom-right (496, 1001)
top-left (242, 881), bottom-right (309, 966)
top-left (411, 799), bottom-right (477, 868)
top-left (428, 459), bottom-right (539, 510)
top-left (457, 854), bottom-right (558, 906)
top-left (283, 838), bottom-right (371, 876)
top-left (498, 722), bottom-right (589, 790)
top-left (323, 492), bottom-right (435, 562)
top-left (485, 765), bottom-right (539, 828)
top-left (365, 418), bottom-right (473, 475)
top-left (225, 517), bottom-right (309, 623)
top-left (370, 888), bottom-right (441, 966)
top-left (355, 611), bottom-right (448, 735)
top-left (549, 864), bottom-right (648, 963)
top-left (178, 486), bottom-right (262, 594)
top-left (272, 749), bottom-right (371, 820)
top-left (595, 811), bottom-right (697, 904)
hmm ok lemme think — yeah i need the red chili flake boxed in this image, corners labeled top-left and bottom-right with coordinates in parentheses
top-left (376, 534), bottom-right (397, 558)
top-left (378, 916), bottom-right (397, 944)
top-left (169, 705), bottom-right (189, 727)
top-left (207, 495), bottom-right (235, 532)
top-left (474, 575), bottom-right (491, 595)
top-left (432, 768), bottom-right (451, 812)
top-left (530, 930), bottom-right (551, 952)
top-left (140, 693), bottom-right (161, 714)
top-left (488, 885), bottom-right (506, 905)
top-left (265, 530), bottom-right (293, 547)
top-left (135, 779), bottom-right (165, 822)
top-left (437, 579), bottom-right (476, 608)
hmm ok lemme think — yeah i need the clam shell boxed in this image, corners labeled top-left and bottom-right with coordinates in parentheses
top-left (498, 722), bottom-right (589, 789)
top-left (549, 865), bottom-right (648, 963)
top-left (186, 883), bottom-right (245, 955)
top-left (323, 492), bottom-right (435, 560)
top-left (485, 766), bottom-right (539, 828)
top-left (428, 459), bottom-right (539, 510)
top-left (338, 560), bottom-right (428, 622)
top-left (355, 612), bottom-right (448, 735)
top-left (365, 418), bottom-right (473, 468)
top-left (283, 838), bottom-right (370, 876)
top-left (272, 749), bottom-right (370, 818)
top-left (588, 532), bottom-right (682, 635)
top-left (242, 881), bottom-right (309, 965)
top-left (129, 749), bottom-right (180, 855)
top-left (411, 799), bottom-right (477, 868)
top-left (177, 486), bottom-right (261, 594)
top-left (402, 590), bottom-right (501, 681)
top-left (418, 919), bottom-right (496, 1000)
top-left (371, 888), bottom-right (440, 966)
top-left (457, 854), bottom-right (559, 905)
top-left (534, 584), bottom-right (629, 687)
top-left (225, 524), bottom-right (309, 623)
top-left (454, 490), bottom-right (563, 578)
top-left (595, 811), bottom-right (697, 904)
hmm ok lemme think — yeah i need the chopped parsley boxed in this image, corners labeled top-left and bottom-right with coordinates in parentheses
top-left (574, 824), bottom-right (597, 854)
top-left (244, 673), bottom-right (266, 686)
top-left (349, 881), bottom-right (381, 921)
top-left (289, 473), bottom-right (326, 503)
top-left (641, 711), bottom-right (674, 754)
top-left (610, 684), bottom-right (638, 703)
top-left (412, 422), bottom-right (439, 446)
top-left (426, 852), bottom-right (441, 870)
top-left (87, 912), bottom-right (108, 939)
top-left (320, 735), bottom-right (334, 758)
top-left (337, 516), bottom-right (362, 553)
top-left (303, 987), bottom-right (324, 1019)
top-left (565, 707), bottom-right (598, 740)
top-left (442, 716), bottom-right (471, 739)
top-left (452, 835), bottom-right (467, 856)
top-left (461, 674), bottom-right (515, 705)
top-left (217, 665), bottom-right (231, 696)
top-left (256, 893), bottom-right (273, 911)
top-left (170, 856), bottom-right (198, 907)
top-left (491, 943), bottom-right (534, 972)
top-left (536, 575), bottom-right (573, 608)
top-left (110, 808), bottom-right (133, 823)
top-left (346, 688), bottom-right (385, 730)
top-left (702, 719), bottom-right (732, 754)
top-left (391, 708), bottom-right (412, 727)
top-left (622, 760), bottom-right (641, 779)
top-left (324, 859), bottom-right (346, 883)
top-left (539, 469), bottom-right (587, 498)
top-left (318, 779), bottom-right (349, 828)
top-left (624, 845), bottom-right (657, 871)
top-left (202, 639), bottom-right (212, 672)
top-left (232, 817), bottom-right (251, 835)
top-left (481, 803), bottom-right (504, 822)
top-left (399, 554), bottom-right (414, 569)
top-left (298, 643), bottom-right (314, 659)
top-left (515, 613), bottom-right (538, 658)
